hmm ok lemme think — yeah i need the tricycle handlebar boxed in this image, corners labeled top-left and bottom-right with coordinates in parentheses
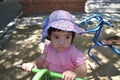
top-left (15, 64), bottom-right (87, 80)
top-left (77, 14), bottom-right (113, 33)
top-left (103, 20), bottom-right (113, 27)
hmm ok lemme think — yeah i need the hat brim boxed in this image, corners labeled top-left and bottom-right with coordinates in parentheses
top-left (47, 20), bottom-right (83, 34)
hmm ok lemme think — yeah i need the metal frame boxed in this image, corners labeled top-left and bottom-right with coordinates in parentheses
top-left (78, 14), bottom-right (120, 67)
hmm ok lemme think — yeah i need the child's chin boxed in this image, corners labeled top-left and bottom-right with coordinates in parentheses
top-left (57, 48), bottom-right (65, 52)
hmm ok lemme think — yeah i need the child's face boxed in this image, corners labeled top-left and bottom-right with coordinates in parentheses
top-left (51, 31), bottom-right (72, 52)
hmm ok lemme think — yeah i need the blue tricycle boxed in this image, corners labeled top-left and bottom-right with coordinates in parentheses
top-left (77, 14), bottom-right (120, 67)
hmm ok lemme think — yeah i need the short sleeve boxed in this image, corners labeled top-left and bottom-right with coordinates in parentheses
top-left (43, 43), bottom-right (49, 54)
top-left (70, 47), bottom-right (84, 67)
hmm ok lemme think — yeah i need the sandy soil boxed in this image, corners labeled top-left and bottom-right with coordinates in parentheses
top-left (0, 21), bottom-right (120, 80)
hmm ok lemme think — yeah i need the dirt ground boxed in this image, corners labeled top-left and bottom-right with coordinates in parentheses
top-left (0, 21), bottom-right (120, 80)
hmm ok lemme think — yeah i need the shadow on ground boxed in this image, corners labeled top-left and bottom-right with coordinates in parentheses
top-left (0, 21), bottom-right (120, 80)
top-left (0, 25), bottom-right (42, 80)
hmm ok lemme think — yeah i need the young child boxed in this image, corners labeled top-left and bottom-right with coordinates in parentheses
top-left (22, 10), bottom-right (87, 80)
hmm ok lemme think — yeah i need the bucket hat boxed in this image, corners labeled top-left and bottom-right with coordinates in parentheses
top-left (41, 10), bottom-right (83, 42)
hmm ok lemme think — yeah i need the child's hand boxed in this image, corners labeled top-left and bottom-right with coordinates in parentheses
top-left (62, 71), bottom-right (77, 80)
top-left (22, 63), bottom-right (37, 71)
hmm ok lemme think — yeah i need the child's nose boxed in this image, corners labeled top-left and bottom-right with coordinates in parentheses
top-left (59, 39), bottom-right (65, 45)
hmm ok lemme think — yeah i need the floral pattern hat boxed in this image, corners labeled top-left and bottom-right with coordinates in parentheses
top-left (41, 10), bottom-right (83, 42)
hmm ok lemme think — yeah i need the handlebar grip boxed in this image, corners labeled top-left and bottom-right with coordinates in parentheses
top-left (103, 20), bottom-right (113, 27)
top-left (15, 64), bottom-right (24, 70)
top-left (15, 64), bottom-right (22, 68)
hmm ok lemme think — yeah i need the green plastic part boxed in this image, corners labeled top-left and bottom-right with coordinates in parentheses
top-left (32, 68), bottom-right (87, 80)
top-left (32, 69), bottom-right (49, 80)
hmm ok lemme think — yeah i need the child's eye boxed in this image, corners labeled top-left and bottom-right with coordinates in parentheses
top-left (54, 36), bottom-right (59, 39)
top-left (66, 36), bottom-right (70, 39)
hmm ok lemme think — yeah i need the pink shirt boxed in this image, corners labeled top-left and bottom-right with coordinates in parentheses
top-left (43, 43), bottom-right (84, 73)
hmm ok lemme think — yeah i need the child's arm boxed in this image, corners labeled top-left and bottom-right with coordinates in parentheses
top-left (33, 53), bottom-right (46, 68)
top-left (22, 53), bottom-right (46, 71)
top-left (74, 63), bottom-right (87, 77)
